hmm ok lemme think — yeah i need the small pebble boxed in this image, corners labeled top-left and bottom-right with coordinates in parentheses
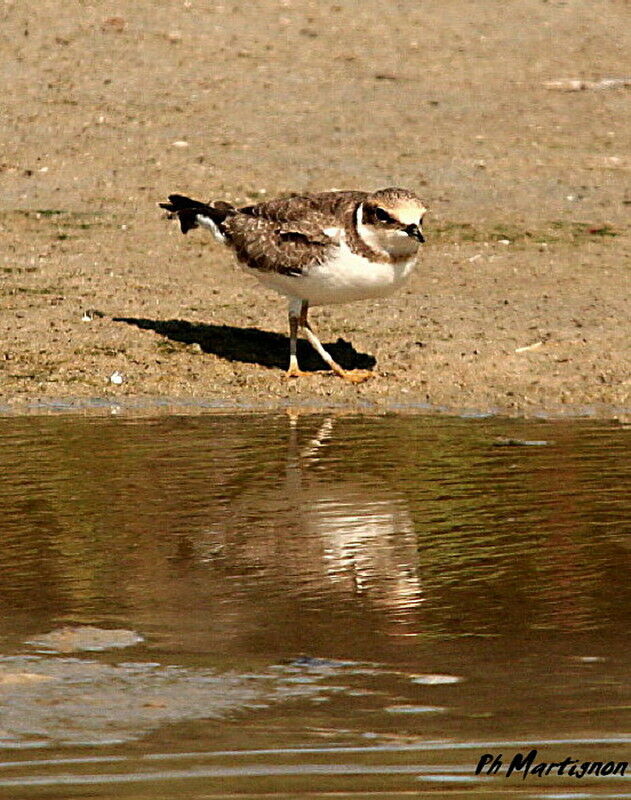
top-left (81, 308), bottom-right (104, 322)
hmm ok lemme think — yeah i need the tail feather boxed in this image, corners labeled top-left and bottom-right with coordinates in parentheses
top-left (159, 194), bottom-right (234, 236)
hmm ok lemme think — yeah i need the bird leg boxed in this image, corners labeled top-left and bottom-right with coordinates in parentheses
top-left (286, 300), bottom-right (372, 383)
top-left (286, 307), bottom-right (305, 378)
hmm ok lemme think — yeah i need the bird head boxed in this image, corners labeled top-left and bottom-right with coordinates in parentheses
top-left (357, 188), bottom-right (427, 258)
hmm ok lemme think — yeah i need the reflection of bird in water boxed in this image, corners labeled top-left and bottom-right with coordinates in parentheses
top-left (289, 414), bottom-right (423, 615)
top-left (306, 490), bottom-right (422, 613)
top-left (197, 413), bottom-right (423, 621)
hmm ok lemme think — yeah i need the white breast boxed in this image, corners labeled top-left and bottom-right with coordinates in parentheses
top-left (250, 241), bottom-right (418, 306)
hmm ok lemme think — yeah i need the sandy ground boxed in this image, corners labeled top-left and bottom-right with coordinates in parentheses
top-left (1, 0), bottom-right (629, 416)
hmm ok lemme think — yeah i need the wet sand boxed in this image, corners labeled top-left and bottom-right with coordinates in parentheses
top-left (1, 0), bottom-right (629, 417)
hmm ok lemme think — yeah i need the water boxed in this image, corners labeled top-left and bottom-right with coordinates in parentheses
top-left (0, 412), bottom-right (629, 798)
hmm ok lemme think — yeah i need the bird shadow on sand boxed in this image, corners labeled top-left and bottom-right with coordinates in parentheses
top-left (113, 317), bottom-right (377, 373)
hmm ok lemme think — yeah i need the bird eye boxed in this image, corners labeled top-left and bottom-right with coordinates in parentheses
top-left (375, 207), bottom-right (392, 223)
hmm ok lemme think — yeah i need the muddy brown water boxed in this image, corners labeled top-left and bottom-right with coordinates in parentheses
top-left (0, 412), bottom-right (629, 799)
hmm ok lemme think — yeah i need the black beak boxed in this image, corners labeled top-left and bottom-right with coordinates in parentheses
top-left (405, 224), bottom-right (425, 243)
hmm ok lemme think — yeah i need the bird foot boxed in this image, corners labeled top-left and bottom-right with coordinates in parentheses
top-left (285, 365), bottom-right (309, 379)
top-left (286, 363), bottom-right (373, 383)
top-left (338, 368), bottom-right (373, 384)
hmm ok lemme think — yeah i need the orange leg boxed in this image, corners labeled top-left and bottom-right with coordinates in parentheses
top-left (286, 300), bottom-right (372, 383)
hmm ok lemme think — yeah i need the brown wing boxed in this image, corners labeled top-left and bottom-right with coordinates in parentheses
top-left (238, 190), bottom-right (367, 224)
top-left (223, 191), bottom-right (367, 276)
